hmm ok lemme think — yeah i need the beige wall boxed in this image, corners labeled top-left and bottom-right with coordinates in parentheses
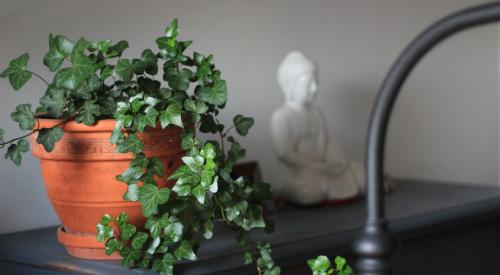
top-left (0, 0), bottom-right (497, 234)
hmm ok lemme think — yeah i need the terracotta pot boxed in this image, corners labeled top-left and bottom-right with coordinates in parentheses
top-left (30, 119), bottom-right (184, 260)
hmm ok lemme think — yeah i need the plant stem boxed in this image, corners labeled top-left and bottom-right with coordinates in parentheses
top-left (27, 70), bottom-right (49, 86)
top-left (0, 118), bottom-right (68, 147)
top-left (222, 125), bottom-right (234, 138)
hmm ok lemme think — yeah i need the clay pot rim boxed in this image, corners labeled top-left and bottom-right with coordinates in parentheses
top-left (35, 118), bottom-right (117, 133)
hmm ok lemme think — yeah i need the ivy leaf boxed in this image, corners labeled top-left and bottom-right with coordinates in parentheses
top-left (168, 165), bottom-right (200, 184)
top-left (152, 253), bottom-right (176, 275)
top-left (172, 183), bottom-right (191, 197)
top-left (43, 34), bottom-right (74, 72)
top-left (138, 184), bottom-right (171, 217)
top-left (164, 216), bottom-right (183, 242)
top-left (131, 232), bottom-right (148, 250)
top-left (145, 213), bottom-right (169, 238)
top-left (159, 102), bottom-right (183, 129)
top-left (11, 104), bottom-right (35, 130)
top-left (149, 157), bottom-right (164, 177)
top-left (202, 220), bottom-right (214, 239)
top-left (184, 99), bottom-right (208, 123)
top-left (165, 19), bottom-right (179, 38)
top-left (4, 139), bottom-right (29, 166)
top-left (164, 67), bottom-right (192, 91)
top-left (243, 251), bottom-right (253, 265)
top-left (123, 183), bottom-right (139, 201)
top-left (36, 127), bottom-right (64, 152)
top-left (226, 201), bottom-right (248, 221)
top-left (107, 40), bottom-right (129, 58)
top-left (75, 102), bottom-right (101, 126)
top-left (96, 222), bottom-right (113, 243)
top-left (144, 107), bottom-right (159, 128)
top-left (182, 155), bottom-right (204, 172)
top-left (104, 239), bottom-right (123, 256)
top-left (307, 255), bottom-right (331, 273)
top-left (100, 64), bottom-right (114, 80)
top-left (116, 58), bottom-right (134, 81)
top-left (0, 53), bottom-right (32, 91)
top-left (116, 133), bottom-right (143, 154)
top-left (202, 143), bottom-right (216, 160)
top-left (174, 240), bottom-right (197, 261)
top-left (116, 166), bottom-right (144, 184)
top-left (197, 80), bottom-right (227, 106)
top-left (192, 185), bottom-right (207, 204)
top-left (147, 236), bottom-right (161, 254)
top-left (39, 86), bottom-right (65, 118)
top-left (141, 49), bottom-right (158, 75)
top-left (233, 114), bottom-right (254, 136)
top-left (120, 223), bottom-right (136, 241)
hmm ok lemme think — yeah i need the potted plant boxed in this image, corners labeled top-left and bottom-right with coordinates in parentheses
top-left (1, 19), bottom-right (355, 275)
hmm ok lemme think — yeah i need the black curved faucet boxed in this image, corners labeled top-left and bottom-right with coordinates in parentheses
top-left (352, 2), bottom-right (500, 274)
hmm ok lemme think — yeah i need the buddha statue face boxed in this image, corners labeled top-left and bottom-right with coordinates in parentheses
top-left (278, 51), bottom-right (318, 106)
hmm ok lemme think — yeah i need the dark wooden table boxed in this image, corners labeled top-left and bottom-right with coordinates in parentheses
top-left (2, 179), bottom-right (500, 274)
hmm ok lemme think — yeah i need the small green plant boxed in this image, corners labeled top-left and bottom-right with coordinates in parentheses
top-left (308, 255), bottom-right (353, 275)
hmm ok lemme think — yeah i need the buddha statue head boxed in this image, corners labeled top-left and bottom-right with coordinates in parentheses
top-left (277, 51), bottom-right (318, 106)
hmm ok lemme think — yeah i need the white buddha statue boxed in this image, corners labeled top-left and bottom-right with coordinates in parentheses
top-left (271, 51), bottom-right (374, 205)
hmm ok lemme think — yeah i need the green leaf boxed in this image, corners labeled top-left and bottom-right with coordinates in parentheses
top-left (107, 40), bottom-right (129, 58)
top-left (182, 155), bottom-right (204, 172)
top-left (164, 216), bottom-right (183, 242)
top-left (192, 185), bottom-right (207, 204)
top-left (168, 165), bottom-right (199, 184)
top-left (145, 214), bottom-right (169, 238)
top-left (104, 238), bottom-right (123, 255)
top-left (335, 256), bottom-right (347, 271)
top-left (308, 255), bottom-right (331, 273)
top-left (116, 133), bottom-right (143, 154)
top-left (174, 240), bottom-right (197, 261)
top-left (43, 34), bottom-right (74, 72)
top-left (164, 67), bottom-right (192, 91)
top-left (141, 49), bottom-right (158, 75)
top-left (123, 183), bottom-right (139, 201)
top-left (138, 184), bottom-right (171, 217)
top-left (243, 251), bottom-right (253, 265)
top-left (4, 139), bottom-right (29, 166)
top-left (184, 99), bottom-right (208, 123)
top-left (96, 223), bottom-right (113, 242)
top-left (116, 166), bottom-right (144, 184)
top-left (97, 40), bottom-right (111, 53)
top-left (100, 64), bottom-right (114, 80)
top-left (172, 183), bottom-right (191, 197)
top-left (36, 127), bottom-right (64, 152)
top-left (152, 253), bottom-right (176, 275)
top-left (144, 107), bottom-right (159, 128)
top-left (226, 201), bottom-right (248, 221)
top-left (197, 80), bottom-right (227, 106)
top-left (149, 157), bottom-right (164, 177)
top-left (202, 220), bottom-right (214, 239)
top-left (233, 114), bottom-right (254, 136)
top-left (116, 58), bottom-right (134, 81)
top-left (202, 143), bottom-right (216, 160)
top-left (165, 19), bottom-right (179, 38)
top-left (11, 104), bottom-right (35, 130)
top-left (147, 236), bottom-right (161, 254)
top-left (75, 102), bottom-right (101, 125)
top-left (120, 223), bottom-right (136, 241)
top-left (39, 86), bottom-right (65, 118)
top-left (159, 102), bottom-right (183, 129)
top-left (199, 114), bottom-right (219, 134)
top-left (1, 53), bottom-right (32, 91)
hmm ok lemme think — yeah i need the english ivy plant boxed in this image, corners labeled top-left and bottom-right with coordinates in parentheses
top-left (0, 19), bottom-right (279, 275)
top-left (0, 19), bottom-right (353, 275)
